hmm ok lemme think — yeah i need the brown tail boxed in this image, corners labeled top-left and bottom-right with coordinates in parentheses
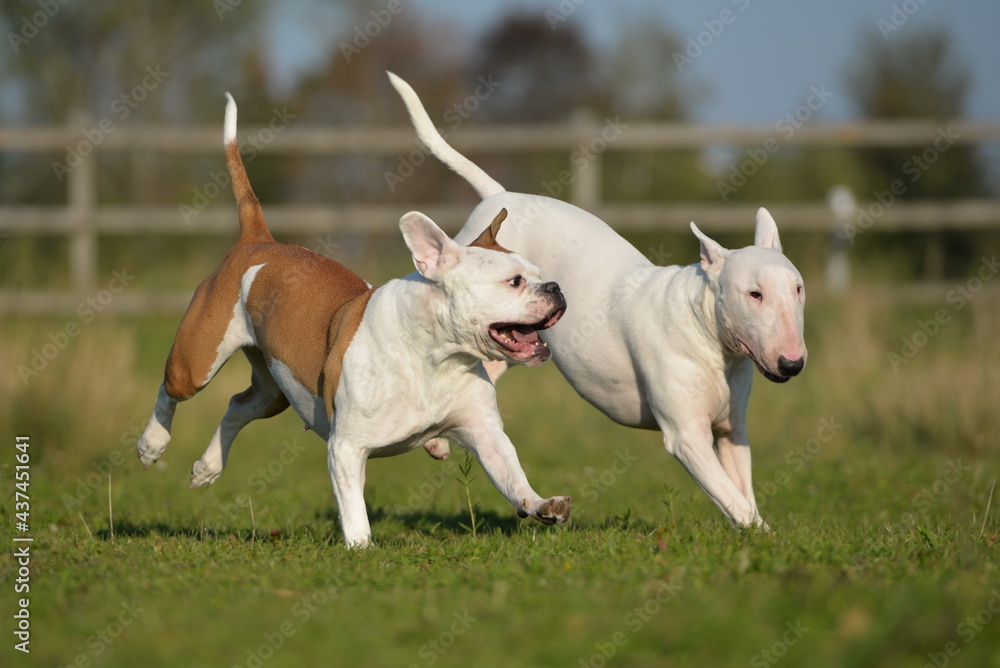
top-left (224, 93), bottom-right (275, 245)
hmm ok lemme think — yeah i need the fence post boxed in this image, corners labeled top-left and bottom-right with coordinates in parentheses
top-left (67, 110), bottom-right (96, 294)
top-left (570, 109), bottom-right (600, 211)
top-left (826, 185), bottom-right (854, 295)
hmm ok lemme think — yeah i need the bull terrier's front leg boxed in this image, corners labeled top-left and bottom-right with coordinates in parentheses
top-left (327, 438), bottom-right (372, 548)
top-left (714, 429), bottom-right (762, 520)
top-left (661, 420), bottom-right (766, 530)
top-left (452, 422), bottom-right (571, 525)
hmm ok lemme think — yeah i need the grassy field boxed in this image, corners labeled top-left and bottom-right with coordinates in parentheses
top-left (2, 235), bottom-right (999, 667)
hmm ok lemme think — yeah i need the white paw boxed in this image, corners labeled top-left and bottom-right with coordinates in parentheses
top-left (520, 495), bottom-right (572, 525)
top-left (137, 423), bottom-right (170, 469)
top-left (189, 458), bottom-right (223, 488)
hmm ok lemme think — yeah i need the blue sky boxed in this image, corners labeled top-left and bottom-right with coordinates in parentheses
top-left (271, 0), bottom-right (1000, 125)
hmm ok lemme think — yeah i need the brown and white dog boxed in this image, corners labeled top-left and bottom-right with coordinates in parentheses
top-left (136, 94), bottom-right (570, 547)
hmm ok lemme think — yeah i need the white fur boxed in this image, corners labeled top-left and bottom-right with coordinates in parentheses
top-left (223, 92), bottom-right (238, 146)
top-left (306, 217), bottom-right (569, 547)
top-left (200, 263), bottom-right (264, 387)
top-left (388, 73), bottom-right (504, 199)
top-left (391, 75), bottom-right (808, 529)
top-left (137, 384), bottom-right (177, 468)
top-left (268, 359), bottom-right (330, 438)
top-left (140, 90), bottom-right (571, 548)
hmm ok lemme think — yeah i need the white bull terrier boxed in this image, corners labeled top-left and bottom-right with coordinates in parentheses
top-left (136, 94), bottom-right (570, 547)
top-left (389, 73), bottom-right (807, 529)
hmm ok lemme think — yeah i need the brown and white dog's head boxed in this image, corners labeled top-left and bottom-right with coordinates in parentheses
top-left (399, 208), bottom-right (565, 367)
top-left (690, 208), bottom-right (807, 383)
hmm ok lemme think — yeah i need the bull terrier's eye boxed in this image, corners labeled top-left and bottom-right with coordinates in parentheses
top-left (748, 290), bottom-right (763, 301)
top-left (509, 275), bottom-right (524, 288)
top-left (796, 284), bottom-right (803, 296)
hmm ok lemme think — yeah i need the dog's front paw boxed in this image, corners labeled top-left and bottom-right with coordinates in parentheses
top-left (189, 458), bottom-right (223, 488)
top-left (521, 496), bottom-right (572, 525)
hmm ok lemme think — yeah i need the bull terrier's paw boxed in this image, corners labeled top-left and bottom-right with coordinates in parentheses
top-left (189, 458), bottom-right (223, 488)
top-left (137, 424), bottom-right (170, 469)
top-left (521, 496), bottom-right (572, 525)
top-left (346, 538), bottom-right (372, 550)
top-left (738, 517), bottom-right (771, 533)
top-left (423, 437), bottom-right (451, 460)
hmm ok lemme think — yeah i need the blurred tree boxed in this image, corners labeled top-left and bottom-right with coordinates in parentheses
top-left (602, 22), bottom-right (702, 121)
top-left (471, 12), bottom-right (603, 123)
top-left (468, 13), bottom-right (711, 206)
top-left (0, 0), bottom-right (270, 205)
top-left (846, 28), bottom-right (984, 199)
top-left (599, 21), bottom-right (711, 205)
top-left (289, 10), bottom-right (470, 208)
top-left (844, 28), bottom-right (987, 277)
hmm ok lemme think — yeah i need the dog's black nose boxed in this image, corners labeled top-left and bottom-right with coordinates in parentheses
top-left (777, 356), bottom-right (805, 377)
top-left (541, 281), bottom-right (560, 294)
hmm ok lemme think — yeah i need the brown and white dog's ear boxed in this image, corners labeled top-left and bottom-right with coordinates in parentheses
top-left (399, 211), bottom-right (461, 280)
top-left (468, 208), bottom-right (510, 253)
top-left (690, 221), bottom-right (730, 274)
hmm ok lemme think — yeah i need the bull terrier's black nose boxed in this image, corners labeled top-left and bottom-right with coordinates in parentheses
top-left (777, 356), bottom-right (805, 377)
top-left (541, 281), bottom-right (560, 294)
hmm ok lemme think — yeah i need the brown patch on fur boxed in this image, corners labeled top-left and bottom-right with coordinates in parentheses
top-left (468, 208), bottom-right (512, 253)
top-left (161, 112), bottom-right (374, 420)
top-left (161, 244), bottom-right (267, 399)
top-left (226, 140), bottom-right (274, 245)
top-left (242, 246), bottom-right (374, 407)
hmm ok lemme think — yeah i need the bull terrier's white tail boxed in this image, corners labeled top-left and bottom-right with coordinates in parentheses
top-left (387, 72), bottom-right (506, 199)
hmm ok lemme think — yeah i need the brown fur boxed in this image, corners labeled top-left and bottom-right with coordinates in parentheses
top-left (161, 137), bottom-right (375, 424)
top-left (468, 208), bottom-right (511, 254)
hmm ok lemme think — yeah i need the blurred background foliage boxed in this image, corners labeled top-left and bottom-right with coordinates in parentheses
top-left (0, 0), bottom-right (994, 285)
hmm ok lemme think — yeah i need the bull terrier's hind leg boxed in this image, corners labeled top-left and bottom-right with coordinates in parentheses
top-left (190, 348), bottom-right (290, 487)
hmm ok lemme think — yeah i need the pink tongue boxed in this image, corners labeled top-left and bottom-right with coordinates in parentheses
top-left (511, 324), bottom-right (540, 344)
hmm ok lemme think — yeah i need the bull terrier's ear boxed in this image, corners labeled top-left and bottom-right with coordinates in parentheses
top-left (399, 211), bottom-right (461, 280)
top-left (690, 221), bottom-right (729, 272)
top-left (753, 207), bottom-right (782, 252)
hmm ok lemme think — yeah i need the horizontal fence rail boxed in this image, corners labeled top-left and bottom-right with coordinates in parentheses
top-left (1, 117), bottom-right (999, 313)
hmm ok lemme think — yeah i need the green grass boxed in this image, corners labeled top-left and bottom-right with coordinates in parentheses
top-left (2, 278), bottom-right (999, 666)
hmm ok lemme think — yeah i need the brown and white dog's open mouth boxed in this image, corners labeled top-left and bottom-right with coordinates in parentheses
top-left (490, 304), bottom-right (566, 366)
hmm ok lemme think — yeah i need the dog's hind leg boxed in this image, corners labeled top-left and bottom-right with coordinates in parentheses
top-left (138, 278), bottom-right (257, 468)
top-left (189, 347), bottom-right (290, 488)
top-left (137, 383), bottom-right (182, 469)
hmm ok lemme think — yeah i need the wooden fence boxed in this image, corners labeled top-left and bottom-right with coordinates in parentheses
top-left (2, 116), bottom-right (999, 313)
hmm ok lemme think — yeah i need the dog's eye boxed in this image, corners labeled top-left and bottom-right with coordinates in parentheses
top-left (748, 290), bottom-right (763, 302)
top-left (796, 284), bottom-right (804, 296)
top-left (509, 275), bottom-right (524, 288)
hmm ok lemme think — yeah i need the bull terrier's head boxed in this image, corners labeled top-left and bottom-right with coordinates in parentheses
top-left (690, 208), bottom-right (807, 383)
top-left (399, 209), bottom-right (566, 367)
